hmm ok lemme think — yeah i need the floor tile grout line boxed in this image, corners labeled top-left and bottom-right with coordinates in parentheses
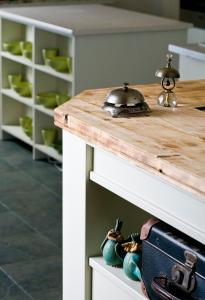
top-left (0, 204), bottom-right (62, 252)
top-left (2, 162), bottom-right (62, 199)
top-left (0, 266), bottom-right (35, 300)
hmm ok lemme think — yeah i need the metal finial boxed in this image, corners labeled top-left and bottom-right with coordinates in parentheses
top-left (166, 53), bottom-right (173, 67)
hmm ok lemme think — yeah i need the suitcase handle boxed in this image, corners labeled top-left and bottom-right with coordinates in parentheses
top-left (151, 277), bottom-right (196, 300)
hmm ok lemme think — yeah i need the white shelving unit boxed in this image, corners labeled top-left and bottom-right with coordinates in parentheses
top-left (89, 257), bottom-right (145, 300)
top-left (0, 4), bottom-right (191, 162)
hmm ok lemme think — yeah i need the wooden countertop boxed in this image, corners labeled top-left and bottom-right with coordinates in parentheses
top-left (54, 80), bottom-right (205, 199)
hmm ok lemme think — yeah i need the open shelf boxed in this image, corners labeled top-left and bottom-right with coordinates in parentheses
top-left (2, 88), bottom-right (33, 106)
top-left (35, 144), bottom-right (62, 162)
top-left (1, 51), bottom-right (33, 67)
top-left (35, 104), bottom-right (54, 117)
top-left (35, 64), bottom-right (73, 82)
top-left (2, 125), bottom-right (33, 146)
top-left (89, 257), bottom-right (146, 300)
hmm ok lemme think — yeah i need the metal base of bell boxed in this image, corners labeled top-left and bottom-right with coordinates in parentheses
top-left (102, 102), bottom-right (151, 118)
top-left (157, 91), bottom-right (177, 107)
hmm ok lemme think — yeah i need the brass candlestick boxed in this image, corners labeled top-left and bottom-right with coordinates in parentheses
top-left (155, 54), bottom-right (180, 107)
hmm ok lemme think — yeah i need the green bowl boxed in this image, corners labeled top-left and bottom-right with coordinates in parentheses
top-left (56, 94), bottom-right (70, 106)
top-left (42, 48), bottom-right (59, 63)
top-left (46, 56), bottom-right (71, 73)
top-left (52, 140), bottom-right (62, 154)
top-left (13, 82), bottom-right (32, 97)
top-left (8, 74), bottom-right (22, 89)
top-left (22, 49), bottom-right (32, 59)
top-left (19, 116), bottom-right (32, 138)
top-left (36, 92), bottom-right (58, 109)
top-left (20, 41), bottom-right (32, 51)
top-left (41, 128), bottom-right (58, 146)
top-left (3, 41), bottom-right (22, 55)
top-left (20, 42), bottom-right (32, 59)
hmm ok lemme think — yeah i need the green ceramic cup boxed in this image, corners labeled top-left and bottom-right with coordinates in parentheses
top-left (13, 82), bottom-right (32, 97)
top-left (3, 41), bottom-right (22, 55)
top-left (20, 42), bottom-right (32, 60)
top-left (36, 92), bottom-right (58, 109)
top-left (46, 56), bottom-right (70, 73)
top-left (41, 128), bottom-right (58, 146)
top-left (20, 41), bottom-right (32, 51)
top-left (42, 48), bottom-right (59, 64)
top-left (56, 94), bottom-right (70, 106)
top-left (8, 74), bottom-right (22, 89)
top-left (19, 116), bottom-right (32, 138)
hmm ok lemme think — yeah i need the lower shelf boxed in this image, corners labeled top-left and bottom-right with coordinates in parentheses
top-left (2, 125), bottom-right (33, 146)
top-left (89, 257), bottom-right (146, 300)
top-left (35, 144), bottom-right (62, 162)
top-left (2, 125), bottom-right (62, 162)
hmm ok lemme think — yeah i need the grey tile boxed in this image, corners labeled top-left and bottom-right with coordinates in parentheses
top-left (19, 160), bottom-right (62, 196)
top-left (43, 224), bottom-right (62, 249)
top-left (0, 169), bottom-right (39, 194)
top-left (0, 232), bottom-right (60, 267)
top-left (0, 211), bottom-right (33, 238)
top-left (32, 288), bottom-right (62, 300)
top-left (0, 268), bottom-right (33, 300)
top-left (1, 187), bottom-right (62, 246)
top-left (0, 160), bottom-right (16, 173)
top-left (2, 256), bottom-right (62, 296)
top-left (0, 203), bottom-right (8, 213)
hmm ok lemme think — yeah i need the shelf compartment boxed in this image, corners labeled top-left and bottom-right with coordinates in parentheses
top-left (1, 19), bottom-right (34, 60)
top-left (34, 144), bottom-right (62, 162)
top-left (89, 257), bottom-right (145, 300)
top-left (34, 28), bottom-right (73, 64)
top-left (35, 64), bottom-right (73, 82)
top-left (35, 70), bottom-right (71, 113)
top-left (1, 57), bottom-right (33, 90)
top-left (1, 96), bottom-right (33, 144)
top-left (34, 110), bottom-right (61, 161)
top-left (2, 88), bottom-right (33, 107)
top-left (2, 125), bottom-right (33, 146)
top-left (2, 94), bottom-right (33, 124)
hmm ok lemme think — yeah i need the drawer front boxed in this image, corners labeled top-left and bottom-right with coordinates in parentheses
top-left (91, 148), bottom-right (205, 245)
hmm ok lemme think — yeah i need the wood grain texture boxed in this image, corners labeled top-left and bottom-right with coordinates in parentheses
top-left (54, 80), bottom-right (205, 199)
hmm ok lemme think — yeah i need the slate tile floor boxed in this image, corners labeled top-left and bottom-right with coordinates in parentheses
top-left (0, 139), bottom-right (62, 299)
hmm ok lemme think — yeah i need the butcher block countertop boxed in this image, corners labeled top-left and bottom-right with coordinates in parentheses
top-left (54, 80), bottom-right (205, 200)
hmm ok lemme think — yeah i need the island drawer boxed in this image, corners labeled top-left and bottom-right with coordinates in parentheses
top-left (90, 147), bottom-right (205, 245)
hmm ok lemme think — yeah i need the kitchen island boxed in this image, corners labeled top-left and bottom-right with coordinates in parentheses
top-left (169, 43), bottom-right (205, 80)
top-left (54, 80), bottom-right (205, 300)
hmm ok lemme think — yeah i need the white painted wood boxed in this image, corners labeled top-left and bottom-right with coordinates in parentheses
top-left (91, 148), bottom-right (205, 244)
top-left (1, 88), bottom-right (33, 106)
top-left (63, 131), bottom-right (151, 300)
top-left (1, 51), bottom-right (32, 66)
top-left (168, 43), bottom-right (205, 80)
top-left (179, 55), bottom-right (205, 80)
top-left (63, 131), bottom-right (90, 300)
top-left (0, 4), bottom-right (190, 36)
top-left (34, 64), bottom-right (73, 83)
top-left (2, 125), bottom-right (33, 145)
top-left (34, 104), bottom-right (54, 117)
top-left (62, 128), bottom-right (205, 299)
top-left (34, 143), bottom-right (62, 162)
top-left (90, 257), bottom-right (146, 300)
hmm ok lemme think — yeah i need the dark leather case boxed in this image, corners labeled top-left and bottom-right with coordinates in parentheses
top-left (140, 218), bottom-right (205, 300)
